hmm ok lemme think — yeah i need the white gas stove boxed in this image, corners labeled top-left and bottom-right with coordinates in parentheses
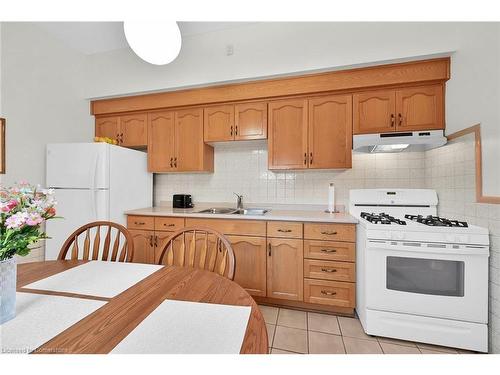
top-left (349, 189), bottom-right (490, 352)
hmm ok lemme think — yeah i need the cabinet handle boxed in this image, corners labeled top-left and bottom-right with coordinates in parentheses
top-left (174, 157), bottom-right (177, 167)
top-left (310, 152), bottom-right (313, 165)
top-left (154, 235), bottom-right (158, 247)
top-left (235, 125), bottom-right (238, 136)
top-left (321, 231), bottom-right (338, 235)
top-left (320, 249), bottom-right (337, 253)
top-left (169, 157), bottom-right (173, 167)
top-left (321, 290), bottom-right (337, 296)
top-left (230, 126), bottom-right (233, 137)
top-left (149, 235), bottom-right (153, 247)
top-left (117, 134), bottom-right (121, 144)
top-left (321, 268), bottom-right (337, 273)
top-left (390, 114), bottom-right (395, 127)
top-left (164, 223), bottom-right (175, 227)
top-left (134, 221), bottom-right (146, 225)
top-left (398, 113), bottom-right (403, 126)
top-left (268, 243), bottom-right (272, 256)
top-left (277, 229), bottom-right (292, 233)
top-left (304, 152), bottom-right (307, 165)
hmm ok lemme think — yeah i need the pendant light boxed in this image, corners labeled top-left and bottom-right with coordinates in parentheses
top-left (123, 21), bottom-right (181, 65)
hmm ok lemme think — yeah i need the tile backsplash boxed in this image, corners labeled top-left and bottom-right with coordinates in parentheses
top-left (424, 133), bottom-right (500, 353)
top-left (155, 142), bottom-right (426, 208)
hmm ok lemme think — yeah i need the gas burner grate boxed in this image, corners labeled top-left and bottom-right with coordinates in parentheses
top-left (404, 214), bottom-right (468, 227)
top-left (360, 212), bottom-right (406, 225)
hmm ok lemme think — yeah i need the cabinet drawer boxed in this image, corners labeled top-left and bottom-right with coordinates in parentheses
top-left (155, 217), bottom-right (185, 232)
top-left (304, 223), bottom-right (355, 242)
top-left (127, 215), bottom-right (155, 230)
top-left (267, 221), bottom-right (303, 238)
top-left (304, 259), bottom-right (355, 282)
top-left (304, 279), bottom-right (355, 308)
top-left (304, 240), bottom-right (355, 262)
top-left (185, 218), bottom-right (266, 237)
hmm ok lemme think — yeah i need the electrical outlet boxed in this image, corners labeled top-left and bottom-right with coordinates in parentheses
top-left (226, 44), bottom-right (234, 56)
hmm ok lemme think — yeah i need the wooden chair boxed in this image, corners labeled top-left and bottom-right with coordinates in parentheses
top-left (157, 227), bottom-right (236, 280)
top-left (58, 221), bottom-right (134, 262)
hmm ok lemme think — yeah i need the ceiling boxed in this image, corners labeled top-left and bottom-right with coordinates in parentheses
top-left (36, 22), bottom-right (257, 55)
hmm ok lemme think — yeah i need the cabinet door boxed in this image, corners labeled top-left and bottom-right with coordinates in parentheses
top-left (129, 229), bottom-right (155, 264)
top-left (268, 99), bottom-right (308, 170)
top-left (153, 231), bottom-right (175, 264)
top-left (228, 235), bottom-right (267, 297)
top-left (204, 105), bottom-right (234, 142)
top-left (148, 111), bottom-right (176, 172)
top-left (308, 95), bottom-right (352, 169)
top-left (95, 116), bottom-right (119, 141)
top-left (234, 102), bottom-right (268, 140)
top-left (267, 238), bottom-right (303, 301)
top-left (353, 89), bottom-right (395, 134)
top-left (175, 108), bottom-right (211, 171)
top-left (396, 85), bottom-right (444, 131)
top-left (120, 113), bottom-right (148, 147)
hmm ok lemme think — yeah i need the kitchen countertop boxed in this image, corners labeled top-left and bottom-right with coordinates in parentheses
top-left (126, 202), bottom-right (358, 224)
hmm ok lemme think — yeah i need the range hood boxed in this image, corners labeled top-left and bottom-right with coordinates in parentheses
top-left (353, 130), bottom-right (447, 153)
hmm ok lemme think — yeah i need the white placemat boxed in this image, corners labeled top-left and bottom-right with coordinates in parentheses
top-left (0, 292), bottom-right (106, 354)
top-left (111, 299), bottom-right (251, 354)
top-left (24, 261), bottom-right (163, 298)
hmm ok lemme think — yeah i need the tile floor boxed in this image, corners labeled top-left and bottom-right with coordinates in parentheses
top-left (259, 305), bottom-right (476, 354)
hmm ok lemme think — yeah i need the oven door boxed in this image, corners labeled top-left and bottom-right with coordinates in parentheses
top-left (365, 240), bottom-right (488, 323)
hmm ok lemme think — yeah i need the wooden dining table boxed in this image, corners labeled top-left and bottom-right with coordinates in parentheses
top-left (16, 260), bottom-right (268, 354)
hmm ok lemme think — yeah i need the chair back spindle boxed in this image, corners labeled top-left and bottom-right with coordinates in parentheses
top-left (58, 221), bottom-right (134, 263)
top-left (158, 227), bottom-right (235, 280)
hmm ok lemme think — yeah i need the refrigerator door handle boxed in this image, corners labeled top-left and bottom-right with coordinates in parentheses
top-left (90, 152), bottom-right (99, 219)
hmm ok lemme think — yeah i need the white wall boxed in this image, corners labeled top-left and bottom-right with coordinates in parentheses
top-left (0, 22), bottom-right (93, 187)
top-left (84, 22), bottom-right (500, 197)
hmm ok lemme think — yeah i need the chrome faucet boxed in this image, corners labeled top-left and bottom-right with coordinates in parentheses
top-left (234, 193), bottom-right (244, 209)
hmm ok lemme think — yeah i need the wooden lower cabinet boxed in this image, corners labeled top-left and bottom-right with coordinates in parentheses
top-left (228, 235), bottom-right (267, 297)
top-left (267, 238), bottom-right (303, 301)
top-left (127, 215), bottom-right (356, 313)
top-left (129, 229), bottom-right (155, 264)
top-left (154, 231), bottom-right (176, 264)
top-left (304, 279), bottom-right (355, 308)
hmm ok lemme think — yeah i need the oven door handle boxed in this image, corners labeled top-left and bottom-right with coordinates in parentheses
top-left (366, 240), bottom-right (488, 256)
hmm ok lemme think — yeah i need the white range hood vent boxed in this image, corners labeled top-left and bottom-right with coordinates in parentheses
top-left (353, 130), bottom-right (447, 153)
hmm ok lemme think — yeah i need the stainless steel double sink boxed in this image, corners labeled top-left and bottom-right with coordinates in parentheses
top-left (196, 207), bottom-right (269, 216)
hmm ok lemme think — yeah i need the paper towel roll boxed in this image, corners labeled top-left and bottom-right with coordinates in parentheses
top-left (328, 183), bottom-right (335, 213)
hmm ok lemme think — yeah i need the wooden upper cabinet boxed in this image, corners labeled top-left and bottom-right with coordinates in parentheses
top-left (268, 99), bottom-right (308, 170)
top-left (353, 89), bottom-right (396, 134)
top-left (396, 85), bottom-right (444, 131)
top-left (353, 84), bottom-right (445, 134)
top-left (267, 238), bottom-right (303, 301)
top-left (148, 111), bottom-right (176, 172)
top-left (95, 116), bottom-right (119, 141)
top-left (120, 113), bottom-right (148, 147)
top-left (308, 95), bottom-right (352, 169)
top-left (234, 102), bottom-right (267, 140)
top-left (204, 105), bottom-right (234, 142)
top-left (229, 235), bottom-right (267, 297)
top-left (175, 108), bottom-right (214, 172)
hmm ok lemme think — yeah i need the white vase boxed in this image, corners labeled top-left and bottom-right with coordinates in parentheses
top-left (0, 256), bottom-right (17, 324)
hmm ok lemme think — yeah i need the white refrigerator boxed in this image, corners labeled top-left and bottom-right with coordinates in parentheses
top-left (45, 143), bottom-right (152, 260)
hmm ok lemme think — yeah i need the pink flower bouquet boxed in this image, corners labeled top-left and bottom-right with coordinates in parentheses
top-left (0, 181), bottom-right (58, 261)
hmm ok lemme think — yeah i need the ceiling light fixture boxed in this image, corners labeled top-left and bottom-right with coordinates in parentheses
top-left (123, 21), bottom-right (181, 65)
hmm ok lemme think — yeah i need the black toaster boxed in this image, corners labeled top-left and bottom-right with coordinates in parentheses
top-left (173, 194), bottom-right (193, 208)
